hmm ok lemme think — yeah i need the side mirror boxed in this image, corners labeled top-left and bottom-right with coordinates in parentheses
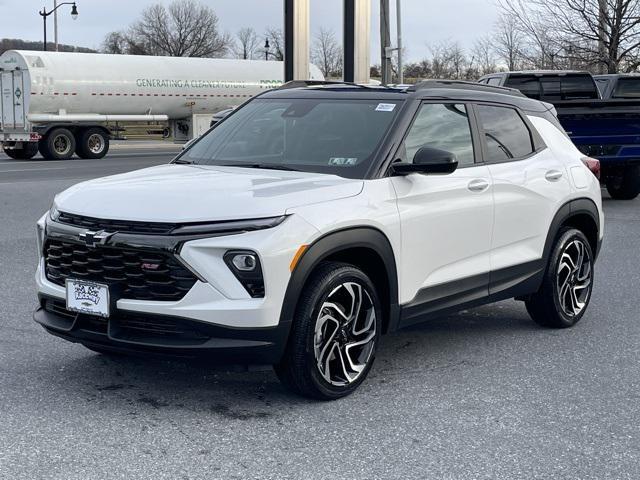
top-left (182, 137), bottom-right (197, 151)
top-left (391, 146), bottom-right (459, 176)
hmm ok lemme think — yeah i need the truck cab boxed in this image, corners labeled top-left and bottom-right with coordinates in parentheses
top-left (593, 74), bottom-right (640, 99)
top-left (478, 71), bottom-right (601, 101)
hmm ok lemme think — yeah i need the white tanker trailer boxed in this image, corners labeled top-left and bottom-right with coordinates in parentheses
top-left (0, 50), bottom-right (323, 160)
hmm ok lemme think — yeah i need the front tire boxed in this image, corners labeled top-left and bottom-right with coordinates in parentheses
top-left (275, 262), bottom-right (382, 400)
top-left (606, 165), bottom-right (640, 200)
top-left (40, 128), bottom-right (76, 160)
top-left (3, 143), bottom-right (38, 159)
top-left (526, 228), bottom-right (594, 328)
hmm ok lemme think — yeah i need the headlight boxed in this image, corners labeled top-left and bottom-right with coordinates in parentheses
top-left (224, 250), bottom-right (264, 298)
top-left (49, 203), bottom-right (60, 222)
top-left (36, 212), bottom-right (47, 256)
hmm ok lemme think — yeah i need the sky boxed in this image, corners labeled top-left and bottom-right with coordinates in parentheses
top-left (0, 0), bottom-right (499, 63)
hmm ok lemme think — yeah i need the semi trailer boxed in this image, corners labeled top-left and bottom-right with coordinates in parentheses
top-left (0, 50), bottom-right (322, 160)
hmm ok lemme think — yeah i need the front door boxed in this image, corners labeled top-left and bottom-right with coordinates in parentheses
top-left (391, 102), bottom-right (494, 325)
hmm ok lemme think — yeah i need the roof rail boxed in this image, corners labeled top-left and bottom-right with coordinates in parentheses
top-left (277, 80), bottom-right (398, 90)
top-left (408, 79), bottom-right (525, 97)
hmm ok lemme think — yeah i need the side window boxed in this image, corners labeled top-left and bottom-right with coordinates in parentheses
top-left (477, 105), bottom-right (535, 162)
top-left (487, 77), bottom-right (502, 86)
top-left (401, 103), bottom-right (475, 167)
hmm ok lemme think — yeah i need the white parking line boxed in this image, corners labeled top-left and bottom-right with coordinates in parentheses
top-left (1, 167), bottom-right (68, 173)
top-left (0, 151), bottom-right (177, 166)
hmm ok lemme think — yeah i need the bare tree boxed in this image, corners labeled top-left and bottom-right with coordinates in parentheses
top-left (102, 31), bottom-right (127, 55)
top-left (493, 13), bottom-right (524, 71)
top-left (235, 27), bottom-right (259, 60)
top-left (103, 0), bottom-right (231, 57)
top-left (471, 36), bottom-right (497, 76)
top-left (403, 60), bottom-right (432, 80)
top-left (500, 0), bottom-right (640, 73)
top-left (428, 41), bottom-right (470, 79)
top-left (312, 28), bottom-right (343, 78)
top-left (260, 28), bottom-right (284, 61)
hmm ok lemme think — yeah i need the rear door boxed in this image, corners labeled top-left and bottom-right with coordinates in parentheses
top-left (0, 69), bottom-right (26, 132)
top-left (475, 104), bottom-right (572, 293)
top-left (391, 102), bottom-right (494, 322)
top-left (1, 71), bottom-right (14, 131)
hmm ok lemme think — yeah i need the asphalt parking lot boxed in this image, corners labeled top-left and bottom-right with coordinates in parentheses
top-left (1, 144), bottom-right (638, 479)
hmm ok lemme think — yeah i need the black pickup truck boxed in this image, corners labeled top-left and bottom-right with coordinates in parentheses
top-left (479, 71), bottom-right (640, 200)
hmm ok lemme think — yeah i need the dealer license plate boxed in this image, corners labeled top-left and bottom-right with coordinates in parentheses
top-left (65, 279), bottom-right (110, 318)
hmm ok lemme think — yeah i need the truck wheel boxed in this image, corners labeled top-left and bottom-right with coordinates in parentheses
top-left (76, 128), bottom-right (109, 159)
top-left (275, 262), bottom-right (381, 400)
top-left (2, 143), bottom-right (38, 160)
top-left (606, 165), bottom-right (640, 200)
top-left (40, 128), bottom-right (76, 160)
top-left (525, 228), bottom-right (594, 329)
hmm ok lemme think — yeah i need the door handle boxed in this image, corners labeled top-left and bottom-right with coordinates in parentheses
top-left (467, 179), bottom-right (490, 192)
top-left (545, 170), bottom-right (564, 182)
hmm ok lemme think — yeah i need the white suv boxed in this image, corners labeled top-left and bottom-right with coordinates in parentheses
top-left (35, 81), bottom-right (603, 399)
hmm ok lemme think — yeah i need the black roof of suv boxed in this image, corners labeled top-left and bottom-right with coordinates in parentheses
top-left (265, 79), bottom-right (560, 125)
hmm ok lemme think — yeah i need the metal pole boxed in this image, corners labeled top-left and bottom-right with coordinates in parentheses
top-left (380, 0), bottom-right (391, 85)
top-left (284, 0), bottom-right (310, 81)
top-left (396, 0), bottom-right (403, 84)
top-left (43, 14), bottom-right (47, 51)
top-left (54, 0), bottom-right (59, 51)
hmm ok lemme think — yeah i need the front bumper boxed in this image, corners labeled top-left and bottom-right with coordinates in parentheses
top-left (34, 295), bottom-right (290, 364)
top-left (34, 212), bottom-right (322, 363)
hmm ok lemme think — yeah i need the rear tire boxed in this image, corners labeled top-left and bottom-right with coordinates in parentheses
top-left (2, 142), bottom-right (38, 159)
top-left (40, 128), bottom-right (76, 160)
top-left (606, 165), bottom-right (640, 200)
top-left (275, 262), bottom-right (382, 400)
top-left (75, 128), bottom-right (109, 159)
top-left (525, 228), bottom-right (594, 328)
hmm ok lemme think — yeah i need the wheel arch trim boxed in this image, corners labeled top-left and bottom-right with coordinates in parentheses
top-left (279, 227), bottom-right (400, 334)
top-left (543, 197), bottom-right (601, 263)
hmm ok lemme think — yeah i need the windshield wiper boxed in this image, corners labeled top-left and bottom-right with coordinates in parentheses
top-left (218, 163), bottom-right (300, 172)
top-left (172, 158), bottom-right (193, 164)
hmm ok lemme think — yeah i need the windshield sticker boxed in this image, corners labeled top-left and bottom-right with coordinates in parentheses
top-left (375, 103), bottom-right (396, 112)
top-left (329, 157), bottom-right (358, 166)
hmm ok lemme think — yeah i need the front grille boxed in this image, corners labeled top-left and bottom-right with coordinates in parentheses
top-left (43, 299), bottom-right (210, 344)
top-left (44, 239), bottom-right (197, 301)
top-left (117, 313), bottom-right (209, 342)
top-left (57, 211), bottom-right (179, 235)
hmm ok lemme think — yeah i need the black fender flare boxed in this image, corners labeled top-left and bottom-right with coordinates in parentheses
top-left (542, 198), bottom-right (601, 264)
top-left (278, 227), bottom-right (401, 334)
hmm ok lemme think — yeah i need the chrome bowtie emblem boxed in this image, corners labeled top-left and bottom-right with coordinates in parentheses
top-left (79, 230), bottom-right (113, 248)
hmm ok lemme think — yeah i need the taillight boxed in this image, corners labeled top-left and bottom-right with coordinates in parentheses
top-left (581, 157), bottom-right (601, 180)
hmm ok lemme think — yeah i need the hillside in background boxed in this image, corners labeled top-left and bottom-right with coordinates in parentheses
top-left (0, 38), bottom-right (96, 55)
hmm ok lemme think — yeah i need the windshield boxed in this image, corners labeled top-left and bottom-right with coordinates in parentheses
top-left (613, 78), bottom-right (640, 98)
top-left (179, 98), bottom-right (402, 178)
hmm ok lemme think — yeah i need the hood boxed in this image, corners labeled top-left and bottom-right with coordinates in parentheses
top-left (54, 164), bottom-right (364, 223)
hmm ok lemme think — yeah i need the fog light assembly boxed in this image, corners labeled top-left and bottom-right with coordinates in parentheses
top-left (224, 250), bottom-right (265, 298)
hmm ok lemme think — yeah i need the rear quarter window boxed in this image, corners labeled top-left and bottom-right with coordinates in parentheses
top-left (477, 105), bottom-right (535, 162)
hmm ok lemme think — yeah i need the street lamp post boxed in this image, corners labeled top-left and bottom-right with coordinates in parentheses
top-left (38, 2), bottom-right (78, 52)
top-left (264, 38), bottom-right (270, 61)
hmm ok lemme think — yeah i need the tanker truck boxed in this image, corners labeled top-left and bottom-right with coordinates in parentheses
top-left (0, 50), bottom-right (323, 160)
